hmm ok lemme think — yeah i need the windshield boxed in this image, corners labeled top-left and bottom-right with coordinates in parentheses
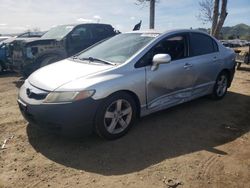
top-left (77, 33), bottom-right (157, 64)
top-left (41, 25), bottom-right (74, 39)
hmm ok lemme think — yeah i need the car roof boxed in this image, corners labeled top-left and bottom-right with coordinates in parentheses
top-left (0, 36), bottom-right (11, 38)
top-left (56, 23), bottom-right (113, 28)
top-left (125, 29), bottom-right (211, 37)
top-left (125, 30), bottom-right (161, 35)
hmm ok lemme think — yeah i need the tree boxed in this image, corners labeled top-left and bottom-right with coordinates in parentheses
top-left (198, 0), bottom-right (228, 39)
top-left (136, 0), bottom-right (157, 29)
top-left (197, 0), bottom-right (213, 24)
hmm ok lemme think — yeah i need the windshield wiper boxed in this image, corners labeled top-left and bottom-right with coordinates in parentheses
top-left (71, 56), bottom-right (79, 60)
top-left (80, 57), bottom-right (116, 66)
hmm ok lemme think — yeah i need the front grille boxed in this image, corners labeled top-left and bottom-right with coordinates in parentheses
top-left (25, 83), bottom-right (49, 100)
top-left (27, 91), bottom-right (47, 100)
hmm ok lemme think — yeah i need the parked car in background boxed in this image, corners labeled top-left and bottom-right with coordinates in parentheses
top-left (17, 31), bottom-right (45, 38)
top-left (0, 36), bottom-right (11, 72)
top-left (0, 36), bottom-right (11, 42)
top-left (234, 45), bottom-right (250, 69)
top-left (221, 39), bottom-right (250, 48)
top-left (0, 43), bottom-right (8, 72)
top-left (18, 29), bottom-right (236, 139)
top-left (0, 32), bottom-right (44, 46)
top-left (0, 32), bottom-right (45, 72)
top-left (9, 23), bottom-right (118, 76)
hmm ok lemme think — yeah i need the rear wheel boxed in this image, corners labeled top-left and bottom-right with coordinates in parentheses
top-left (211, 72), bottom-right (229, 99)
top-left (95, 92), bottom-right (137, 140)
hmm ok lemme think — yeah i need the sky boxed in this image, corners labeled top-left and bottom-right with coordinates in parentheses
top-left (0, 0), bottom-right (249, 34)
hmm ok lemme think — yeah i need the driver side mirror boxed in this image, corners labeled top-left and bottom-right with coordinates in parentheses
top-left (151, 54), bottom-right (171, 71)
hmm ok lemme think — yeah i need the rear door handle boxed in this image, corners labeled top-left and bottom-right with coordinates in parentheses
top-left (184, 63), bottom-right (193, 69)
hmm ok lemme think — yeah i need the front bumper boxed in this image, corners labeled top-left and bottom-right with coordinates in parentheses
top-left (18, 83), bottom-right (102, 137)
top-left (18, 98), bottom-right (101, 137)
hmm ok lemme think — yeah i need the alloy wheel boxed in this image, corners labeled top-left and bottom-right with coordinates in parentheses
top-left (104, 99), bottom-right (133, 134)
top-left (216, 74), bottom-right (228, 97)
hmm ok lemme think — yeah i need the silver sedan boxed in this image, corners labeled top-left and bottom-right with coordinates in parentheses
top-left (18, 29), bottom-right (236, 139)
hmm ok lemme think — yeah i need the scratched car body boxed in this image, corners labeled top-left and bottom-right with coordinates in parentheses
top-left (18, 29), bottom-right (236, 139)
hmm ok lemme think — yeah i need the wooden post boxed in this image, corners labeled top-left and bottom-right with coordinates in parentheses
top-left (149, 0), bottom-right (155, 29)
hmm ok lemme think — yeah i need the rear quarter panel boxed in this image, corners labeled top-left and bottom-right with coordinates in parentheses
top-left (218, 42), bottom-right (236, 70)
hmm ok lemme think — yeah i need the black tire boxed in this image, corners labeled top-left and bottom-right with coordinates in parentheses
top-left (0, 61), bottom-right (6, 72)
top-left (22, 55), bottom-right (62, 77)
top-left (0, 63), bottom-right (3, 72)
top-left (95, 92), bottom-right (137, 140)
top-left (211, 72), bottom-right (229, 100)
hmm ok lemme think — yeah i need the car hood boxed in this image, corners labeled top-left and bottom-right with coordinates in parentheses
top-left (1, 37), bottom-right (40, 45)
top-left (25, 38), bottom-right (58, 46)
top-left (28, 58), bottom-right (113, 91)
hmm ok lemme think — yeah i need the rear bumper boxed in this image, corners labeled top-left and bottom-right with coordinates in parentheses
top-left (17, 97), bottom-right (102, 137)
top-left (228, 64), bottom-right (236, 87)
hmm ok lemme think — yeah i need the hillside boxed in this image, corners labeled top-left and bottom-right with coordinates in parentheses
top-left (221, 24), bottom-right (250, 40)
top-left (197, 23), bottom-right (250, 40)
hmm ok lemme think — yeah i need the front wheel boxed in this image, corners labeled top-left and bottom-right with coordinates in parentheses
top-left (211, 72), bottom-right (229, 100)
top-left (95, 92), bottom-right (137, 140)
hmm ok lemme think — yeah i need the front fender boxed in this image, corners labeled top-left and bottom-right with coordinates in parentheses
top-left (57, 68), bottom-right (147, 108)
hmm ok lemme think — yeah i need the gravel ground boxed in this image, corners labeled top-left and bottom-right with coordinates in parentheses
top-left (0, 65), bottom-right (249, 188)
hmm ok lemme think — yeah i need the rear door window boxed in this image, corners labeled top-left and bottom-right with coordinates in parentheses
top-left (91, 25), bottom-right (115, 39)
top-left (71, 26), bottom-right (92, 40)
top-left (67, 26), bottom-right (93, 55)
top-left (190, 33), bottom-right (217, 56)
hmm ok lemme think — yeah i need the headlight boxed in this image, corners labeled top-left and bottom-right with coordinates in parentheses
top-left (43, 90), bottom-right (95, 103)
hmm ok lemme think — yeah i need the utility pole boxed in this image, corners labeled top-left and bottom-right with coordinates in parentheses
top-left (149, 0), bottom-right (155, 29)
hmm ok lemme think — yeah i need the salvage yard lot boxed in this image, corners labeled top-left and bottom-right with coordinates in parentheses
top-left (0, 66), bottom-right (250, 188)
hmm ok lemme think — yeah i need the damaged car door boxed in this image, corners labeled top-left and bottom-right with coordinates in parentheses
top-left (188, 32), bottom-right (222, 98)
top-left (144, 34), bottom-right (196, 111)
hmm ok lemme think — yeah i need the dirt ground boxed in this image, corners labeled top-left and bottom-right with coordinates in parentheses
top-left (0, 66), bottom-right (249, 188)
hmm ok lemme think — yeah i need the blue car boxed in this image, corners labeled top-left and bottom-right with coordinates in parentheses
top-left (0, 43), bottom-right (8, 72)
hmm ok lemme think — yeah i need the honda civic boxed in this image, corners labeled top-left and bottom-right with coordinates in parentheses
top-left (18, 29), bottom-right (236, 139)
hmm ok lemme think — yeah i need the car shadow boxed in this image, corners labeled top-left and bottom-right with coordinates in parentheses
top-left (0, 71), bottom-right (25, 88)
top-left (27, 91), bottom-right (250, 175)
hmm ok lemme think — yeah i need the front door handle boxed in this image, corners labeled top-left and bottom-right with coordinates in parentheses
top-left (184, 63), bottom-right (193, 69)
